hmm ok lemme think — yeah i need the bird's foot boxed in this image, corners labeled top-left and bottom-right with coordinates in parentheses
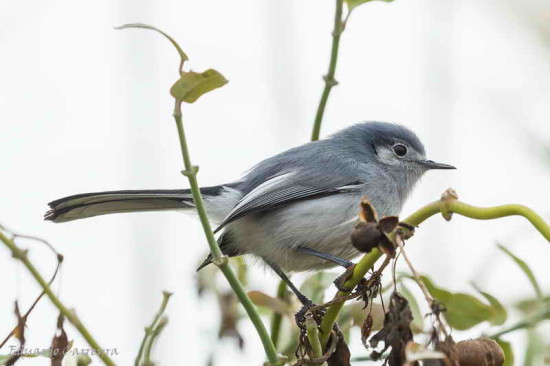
top-left (294, 299), bottom-right (326, 330)
top-left (333, 263), bottom-right (358, 292)
top-left (294, 299), bottom-right (313, 329)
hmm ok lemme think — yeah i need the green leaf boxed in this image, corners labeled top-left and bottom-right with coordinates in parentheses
top-left (115, 23), bottom-right (188, 70)
top-left (420, 275), bottom-right (494, 330)
top-left (472, 283), bottom-right (507, 326)
top-left (170, 69), bottom-right (228, 103)
top-left (345, 0), bottom-right (395, 13)
top-left (498, 244), bottom-right (543, 300)
top-left (495, 339), bottom-right (514, 366)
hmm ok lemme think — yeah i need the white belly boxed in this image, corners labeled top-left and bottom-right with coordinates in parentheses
top-left (224, 193), bottom-right (365, 272)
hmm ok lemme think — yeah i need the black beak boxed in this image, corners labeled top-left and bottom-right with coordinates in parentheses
top-left (421, 160), bottom-right (456, 170)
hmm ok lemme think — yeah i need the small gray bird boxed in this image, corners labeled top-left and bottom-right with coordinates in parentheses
top-left (46, 122), bottom-right (454, 302)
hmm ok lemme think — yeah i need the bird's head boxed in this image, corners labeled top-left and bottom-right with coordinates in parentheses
top-left (336, 121), bottom-right (455, 179)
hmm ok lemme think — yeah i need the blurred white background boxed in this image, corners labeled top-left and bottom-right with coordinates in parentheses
top-left (1, 0), bottom-right (549, 365)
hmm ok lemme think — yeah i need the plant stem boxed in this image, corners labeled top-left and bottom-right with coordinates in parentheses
top-left (144, 317), bottom-right (168, 364)
top-left (172, 102), bottom-right (282, 365)
top-left (319, 194), bottom-right (550, 345)
top-left (136, 291), bottom-right (172, 366)
top-left (311, 0), bottom-right (344, 141)
top-left (306, 315), bottom-right (327, 366)
top-left (0, 230), bottom-right (116, 366)
top-left (270, 280), bottom-right (287, 348)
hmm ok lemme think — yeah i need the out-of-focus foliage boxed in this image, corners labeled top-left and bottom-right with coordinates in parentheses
top-left (413, 275), bottom-right (506, 330)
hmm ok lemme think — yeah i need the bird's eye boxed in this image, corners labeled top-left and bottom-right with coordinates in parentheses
top-left (392, 143), bottom-right (408, 158)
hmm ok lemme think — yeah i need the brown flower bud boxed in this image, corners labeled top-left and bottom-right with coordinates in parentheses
top-left (351, 222), bottom-right (380, 253)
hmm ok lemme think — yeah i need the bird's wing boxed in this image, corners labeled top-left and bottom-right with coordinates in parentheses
top-left (214, 172), bottom-right (362, 232)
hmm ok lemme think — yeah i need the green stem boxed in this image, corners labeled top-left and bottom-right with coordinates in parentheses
top-left (144, 317), bottom-right (168, 364)
top-left (270, 280), bottom-right (287, 348)
top-left (172, 102), bottom-right (282, 365)
top-left (0, 231), bottom-right (116, 366)
top-left (136, 291), bottom-right (172, 366)
top-left (306, 315), bottom-right (327, 366)
top-left (319, 196), bottom-right (550, 344)
top-left (311, 0), bottom-right (344, 141)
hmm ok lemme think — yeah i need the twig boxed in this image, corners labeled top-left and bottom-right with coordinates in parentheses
top-left (305, 315), bottom-right (327, 366)
top-left (394, 237), bottom-right (433, 308)
top-left (116, 24), bottom-right (282, 365)
top-left (144, 317), bottom-right (168, 365)
top-left (0, 230), bottom-right (116, 366)
top-left (394, 235), bottom-right (449, 337)
top-left (0, 230), bottom-right (63, 350)
top-left (311, 0), bottom-right (344, 141)
top-left (312, 255), bottom-right (391, 312)
top-left (135, 291), bottom-right (172, 366)
top-left (0, 257), bottom-right (62, 349)
top-left (281, 0), bottom-right (347, 347)
top-left (318, 189), bottom-right (550, 345)
top-left (173, 102), bottom-right (282, 365)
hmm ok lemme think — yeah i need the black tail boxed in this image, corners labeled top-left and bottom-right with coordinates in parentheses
top-left (45, 186), bottom-right (225, 223)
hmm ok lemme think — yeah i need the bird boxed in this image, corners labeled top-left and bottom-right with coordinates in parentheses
top-left (45, 121), bottom-right (454, 304)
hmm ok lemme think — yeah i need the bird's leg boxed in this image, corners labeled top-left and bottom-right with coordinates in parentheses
top-left (295, 246), bottom-right (354, 268)
top-left (295, 246), bottom-right (358, 293)
top-left (266, 261), bottom-right (316, 328)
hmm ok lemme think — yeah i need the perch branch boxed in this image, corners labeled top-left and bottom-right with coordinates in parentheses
top-left (319, 189), bottom-right (550, 345)
top-left (173, 101), bottom-right (282, 365)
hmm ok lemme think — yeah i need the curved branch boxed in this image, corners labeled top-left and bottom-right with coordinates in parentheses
top-left (319, 191), bottom-right (550, 344)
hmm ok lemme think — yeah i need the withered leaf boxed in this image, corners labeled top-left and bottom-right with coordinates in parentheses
top-left (218, 292), bottom-right (244, 349)
top-left (327, 328), bottom-right (351, 366)
top-left (370, 292), bottom-right (416, 366)
top-left (361, 313), bottom-right (374, 347)
top-left (6, 303), bottom-right (26, 366)
top-left (51, 313), bottom-right (69, 366)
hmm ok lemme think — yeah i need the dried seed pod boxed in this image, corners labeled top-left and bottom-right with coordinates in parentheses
top-left (351, 222), bottom-right (380, 253)
top-left (454, 338), bottom-right (504, 366)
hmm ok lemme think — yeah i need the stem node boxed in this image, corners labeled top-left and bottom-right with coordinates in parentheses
top-left (181, 166), bottom-right (199, 177)
top-left (212, 255), bottom-right (229, 267)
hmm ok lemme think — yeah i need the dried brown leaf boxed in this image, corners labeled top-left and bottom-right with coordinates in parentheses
top-left (370, 292), bottom-right (415, 366)
top-left (327, 328), bottom-right (351, 366)
top-left (51, 313), bottom-right (69, 366)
